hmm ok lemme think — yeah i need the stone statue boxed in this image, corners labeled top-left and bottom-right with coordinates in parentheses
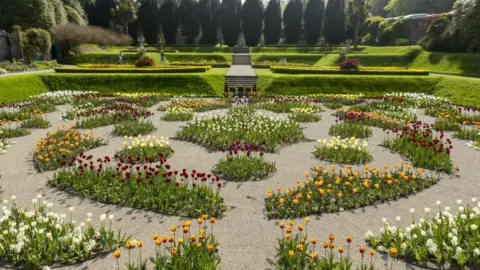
top-left (237, 33), bottom-right (246, 48)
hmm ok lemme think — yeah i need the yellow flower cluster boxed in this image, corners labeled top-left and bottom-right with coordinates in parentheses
top-left (122, 135), bottom-right (170, 150)
top-left (115, 92), bottom-right (168, 98)
top-left (312, 93), bottom-right (364, 101)
top-left (165, 107), bottom-right (193, 113)
top-left (317, 136), bottom-right (368, 150)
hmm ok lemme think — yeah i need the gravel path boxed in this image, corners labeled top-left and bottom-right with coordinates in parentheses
top-left (0, 103), bottom-right (479, 270)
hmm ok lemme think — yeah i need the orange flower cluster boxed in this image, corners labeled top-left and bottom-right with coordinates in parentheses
top-left (34, 126), bottom-right (104, 171)
top-left (266, 163), bottom-right (436, 218)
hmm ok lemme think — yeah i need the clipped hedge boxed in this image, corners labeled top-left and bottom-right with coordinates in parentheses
top-left (54, 66), bottom-right (211, 73)
top-left (270, 66), bottom-right (429, 75)
top-left (251, 54), bottom-right (323, 65)
top-left (0, 75), bottom-right (48, 104)
top-left (169, 61), bottom-right (231, 68)
top-left (73, 52), bottom-right (231, 64)
top-left (39, 73), bottom-right (225, 96)
top-left (256, 70), bottom-right (439, 96)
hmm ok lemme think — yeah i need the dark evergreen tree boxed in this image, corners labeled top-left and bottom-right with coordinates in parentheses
top-left (179, 0), bottom-right (200, 44)
top-left (322, 0), bottom-right (346, 45)
top-left (137, 0), bottom-right (161, 44)
top-left (159, 0), bottom-right (179, 44)
top-left (283, 0), bottom-right (303, 44)
top-left (85, 0), bottom-right (116, 28)
top-left (263, 0), bottom-right (282, 45)
top-left (303, 0), bottom-right (325, 45)
top-left (220, 0), bottom-right (242, 46)
top-left (241, 0), bottom-right (264, 46)
top-left (197, 0), bottom-right (220, 45)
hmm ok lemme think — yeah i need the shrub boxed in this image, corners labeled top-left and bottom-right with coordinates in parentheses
top-left (0, 68), bottom-right (7, 74)
top-left (265, 163), bottom-right (439, 218)
top-left (339, 58), bottom-right (360, 70)
top-left (53, 23), bottom-right (133, 45)
top-left (49, 154), bottom-right (227, 217)
top-left (22, 28), bottom-right (52, 63)
top-left (213, 143), bottom-right (276, 181)
top-left (135, 56), bottom-right (156, 67)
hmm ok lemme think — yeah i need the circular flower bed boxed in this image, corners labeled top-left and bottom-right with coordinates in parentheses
top-left (314, 137), bottom-right (373, 164)
top-left (116, 135), bottom-right (174, 163)
top-left (212, 143), bottom-right (276, 181)
top-left (176, 107), bottom-right (306, 152)
top-left (0, 195), bottom-right (127, 269)
top-left (329, 119), bottom-right (372, 139)
top-left (265, 163), bottom-right (439, 218)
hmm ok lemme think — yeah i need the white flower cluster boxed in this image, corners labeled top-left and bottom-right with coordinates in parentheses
top-left (365, 198), bottom-right (480, 265)
top-left (32, 91), bottom-right (98, 105)
top-left (0, 194), bottom-right (116, 265)
top-left (122, 135), bottom-right (170, 150)
top-left (317, 136), bottom-right (368, 151)
top-left (384, 92), bottom-right (452, 107)
top-left (0, 135), bottom-right (16, 155)
top-left (290, 107), bottom-right (322, 114)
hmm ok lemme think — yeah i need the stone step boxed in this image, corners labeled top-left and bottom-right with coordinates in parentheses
top-left (232, 54), bottom-right (251, 65)
top-left (234, 47), bottom-right (250, 54)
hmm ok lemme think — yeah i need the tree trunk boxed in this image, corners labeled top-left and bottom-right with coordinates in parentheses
top-left (354, 27), bottom-right (360, 49)
top-left (124, 23), bottom-right (129, 35)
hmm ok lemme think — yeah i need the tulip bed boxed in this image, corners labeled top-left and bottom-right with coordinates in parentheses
top-left (49, 155), bottom-right (227, 218)
top-left (265, 164), bottom-right (439, 218)
top-left (176, 107), bottom-right (306, 152)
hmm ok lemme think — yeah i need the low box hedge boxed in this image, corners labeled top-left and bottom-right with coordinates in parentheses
top-left (54, 66), bottom-right (211, 73)
top-left (169, 61), bottom-right (231, 68)
top-left (270, 66), bottom-right (429, 75)
top-left (39, 72), bottom-right (225, 96)
top-left (256, 70), bottom-right (440, 97)
top-left (251, 54), bottom-right (322, 65)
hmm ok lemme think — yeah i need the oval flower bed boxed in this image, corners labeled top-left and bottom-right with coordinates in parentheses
top-left (34, 127), bottom-right (105, 172)
top-left (158, 99), bottom-right (231, 112)
top-left (116, 135), bottom-right (174, 163)
top-left (314, 137), bottom-right (373, 164)
top-left (0, 195), bottom-right (128, 269)
top-left (49, 154), bottom-right (227, 218)
top-left (365, 198), bottom-right (480, 269)
top-left (265, 163), bottom-right (439, 218)
top-left (176, 107), bottom-right (306, 152)
top-left (212, 143), bottom-right (276, 181)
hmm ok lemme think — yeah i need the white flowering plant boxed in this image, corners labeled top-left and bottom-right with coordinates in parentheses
top-left (115, 135), bottom-right (174, 163)
top-left (290, 107), bottom-right (322, 122)
top-left (176, 107), bottom-right (306, 152)
top-left (32, 91), bottom-right (99, 105)
top-left (0, 195), bottom-right (128, 268)
top-left (314, 137), bottom-right (373, 164)
top-left (383, 92), bottom-right (452, 108)
top-left (365, 198), bottom-right (480, 269)
top-left (161, 107), bottom-right (194, 121)
top-left (0, 137), bottom-right (16, 155)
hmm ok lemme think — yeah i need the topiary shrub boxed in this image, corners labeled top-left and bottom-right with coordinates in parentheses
top-left (22, 28), bottom-right (52, 63)
top-left (135, 56), bottom-right (156, 67)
